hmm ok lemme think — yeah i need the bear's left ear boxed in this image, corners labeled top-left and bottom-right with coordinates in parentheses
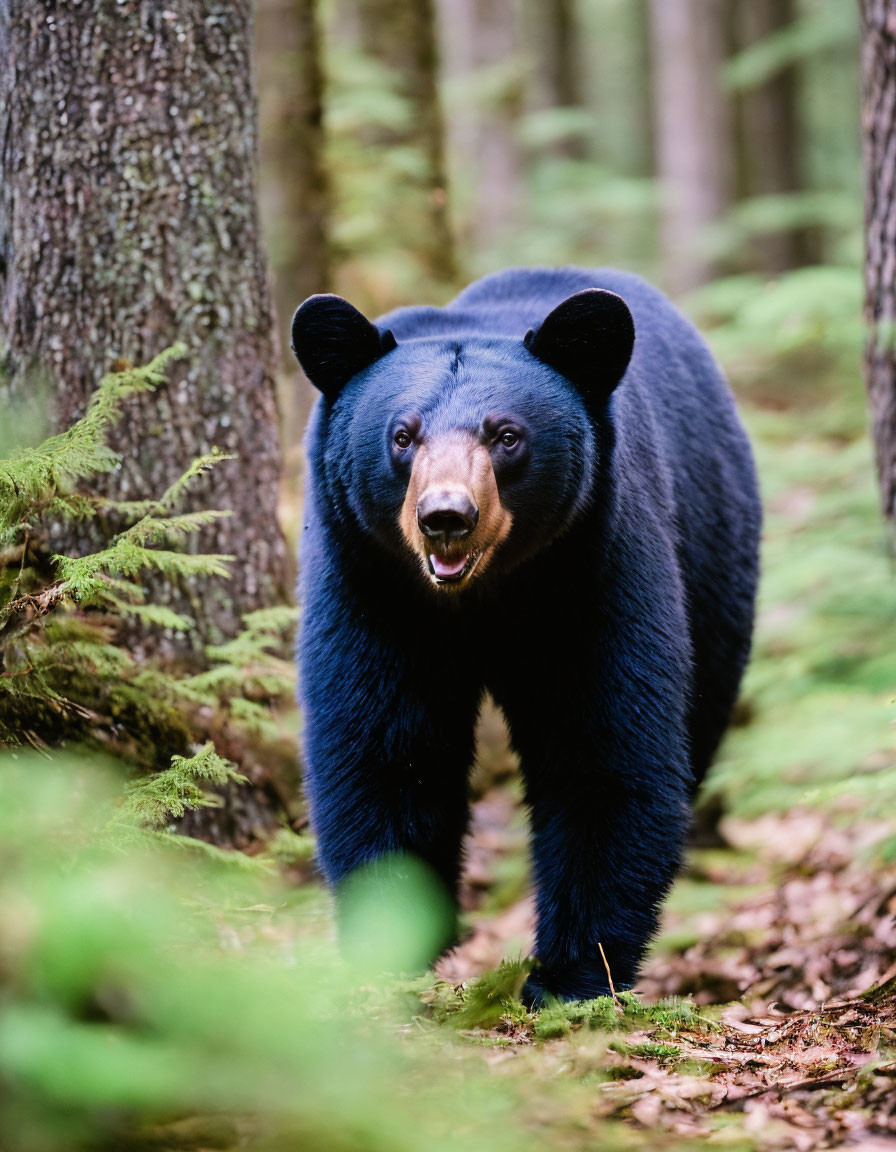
top-left (524, 289), bottom-right (635, 406)
top-left (291, 294), bottom-right (397, 401)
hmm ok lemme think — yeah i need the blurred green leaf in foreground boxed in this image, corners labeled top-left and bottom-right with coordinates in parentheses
top-left (0, 753), bottom-right (548, 1152)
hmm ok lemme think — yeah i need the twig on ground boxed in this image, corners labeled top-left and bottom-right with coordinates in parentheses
top-left (598, 941), bottom-right (623, 1013)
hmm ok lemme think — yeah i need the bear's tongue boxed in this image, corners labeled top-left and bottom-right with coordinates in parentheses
top-left (430, 554), bottom-right (467, 579)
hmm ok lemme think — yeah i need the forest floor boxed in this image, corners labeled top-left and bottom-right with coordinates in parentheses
top-left (420, 785), bottom-right (896, 1151)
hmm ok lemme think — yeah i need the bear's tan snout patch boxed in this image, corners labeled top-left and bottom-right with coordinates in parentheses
top-left (399, 433), bottom-right (512, 589)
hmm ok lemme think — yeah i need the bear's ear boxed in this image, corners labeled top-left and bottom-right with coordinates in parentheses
top-left (291, 294), bottom-right (397, 400)
top-left (524, 289), bottom-right (635, 405)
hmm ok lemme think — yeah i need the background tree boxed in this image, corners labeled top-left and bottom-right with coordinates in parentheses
top-left (540, 0), bottom-right (582, 116)
top-left (257, 0), bottom-right (330, 448)
top-left (438, 0), bottom-right (523, 257)
top-left (648, 0), bottom-right (732, 294)
top-left (258, 0), bottom-right (330, 350)
top-left (0, 0), bottom-right (290, 654)
top-left (860, 0), bottom-right (896, 538)
top-left (355, 0), bottom-right (456, 287)
top-left (731, 0), bottom-right (807, 271)
top-left (535, 0), bottom-right (586, 159)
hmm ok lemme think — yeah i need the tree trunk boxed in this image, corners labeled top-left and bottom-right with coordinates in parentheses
top-left (356, 0), bottom-right (456, 287)
top-left (257, 0), bottom-right (330, 332)
top-left (437, 0), bottom-right (522, 254)
top-left (533, 0), bottom-right (585, 159)
top-left (860, 0), bottom-right (896, 536)
top-left (0, 1), bottom-right (290, 651)
top-left (734, 0), bottom-right (814, 272)
top-left (648, 0), bottom-right (732, 295)
top-left (541, 0), bottom-right (583, 111)
top-left (257, 0), bottom-right (329, 444)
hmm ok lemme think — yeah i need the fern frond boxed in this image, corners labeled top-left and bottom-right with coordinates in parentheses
top-left (155, 449), bottom-right (237, 512)
top-left (125, 510), bottom-right (232, 547)
top-left (55, 544), bottom-right (233, 599)
top-left (102, 599), bottom-right (194, 631)
top-left (0, 344), bottom-right (187, 535)
top-left (117, 743), bottom-right (247, 829)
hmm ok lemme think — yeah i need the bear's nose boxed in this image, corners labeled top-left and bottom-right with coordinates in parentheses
top-left (416, 490), bottom-right (479, 542)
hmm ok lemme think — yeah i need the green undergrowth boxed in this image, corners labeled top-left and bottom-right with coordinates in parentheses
top-left (686, 266), bottom-right (894, 827)
top-left (0, 753), bottom-right (656, 1152)
top-left (0, 349), bottom-right (299, 842)
top-left (701, 398), bottom-right (896, 832)
top-left (532, 993), bottom-right (706, 1043)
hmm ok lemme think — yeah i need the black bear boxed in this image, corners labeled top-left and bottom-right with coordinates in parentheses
top-left (291, 266), bottom-right (761, 1005)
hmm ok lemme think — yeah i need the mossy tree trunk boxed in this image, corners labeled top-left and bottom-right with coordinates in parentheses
top-left (356, 0), bottom-right (457, 287)
top-left (0, 0), bottom-right (290, 655)
top-left (860, 0), bottom-right (896, 538)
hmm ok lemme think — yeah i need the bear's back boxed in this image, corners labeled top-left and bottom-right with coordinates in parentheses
top-left (378, 266), bottom-right (677, 346)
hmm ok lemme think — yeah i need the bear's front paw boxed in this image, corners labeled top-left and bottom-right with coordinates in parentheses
top-left (522, 961), bottom-right (625, 1008)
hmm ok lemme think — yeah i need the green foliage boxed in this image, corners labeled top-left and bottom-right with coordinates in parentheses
top-left (723, 3), bottom-right (857, 92)
top-left (610, 1040), bottom-right (682, 1060)
top-left (700, 195), bottom-right (861, 275)
top-left (703, 400), bottom-right (896, 828)
top-left (420, 961), bottom-right (532, 1030)
top-left (339, 854), bottom-right (458, 980)
top-left (0, 352), bottom-right (298, 846)
top-left (686, 266), bottom-right (866, 437)
top-left (117, 743), bottom-right (248, 830)
top-left (0, 345), bottom-right (186, 538)
top-left (325, 45), bottom-right (454, 306)
top-left (496, 149), bottom-right (657, 275)
top-left (0, 754), bottom-right (564, 1152)
top-left (533, 994), bottom-right (701, 1042)
top-left (417, 970), bottom-right (705, 1045)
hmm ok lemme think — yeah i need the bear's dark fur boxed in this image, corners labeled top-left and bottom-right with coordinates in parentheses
top-left (292, 266), bottom-right (761, 1004)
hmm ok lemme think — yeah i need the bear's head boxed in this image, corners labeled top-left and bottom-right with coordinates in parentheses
top-left (291, 289), bottom-right (634, 592)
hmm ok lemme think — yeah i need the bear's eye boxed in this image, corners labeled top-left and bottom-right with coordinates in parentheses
top-left (394, 429), bottom-right (413, 450)
top-left (499, 430), bottom-right (519, 449)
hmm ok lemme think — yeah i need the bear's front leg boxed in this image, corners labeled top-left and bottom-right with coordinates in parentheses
top-left (299, 568), bottom-right (482, 959)
top-left (519, 755), bottom-right (692, 1005)
top-left (496, 587), bottom-right (694, 1005)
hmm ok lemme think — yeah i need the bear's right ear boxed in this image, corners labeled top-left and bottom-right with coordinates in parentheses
top-left (291, 294), bottom-right (397, 400)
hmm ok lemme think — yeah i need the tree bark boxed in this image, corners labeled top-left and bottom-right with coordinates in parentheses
top-left (356, 0), bottom-right (456, 286)
top-left (0, 0), bottom-right (290, 651)
top-left (648, 0), bottom-right (732, 295)
top-left (860, 0), bottom-right (896, 536)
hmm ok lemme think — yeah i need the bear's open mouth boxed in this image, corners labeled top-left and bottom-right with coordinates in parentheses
top-left (427, 551), bottom-right (481, 585)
